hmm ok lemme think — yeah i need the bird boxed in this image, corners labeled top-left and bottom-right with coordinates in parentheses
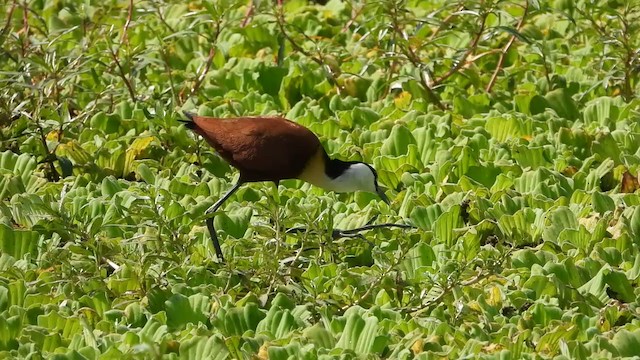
top-left (179, 111), bottom-right (389, 262)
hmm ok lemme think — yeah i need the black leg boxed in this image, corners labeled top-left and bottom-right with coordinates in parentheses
top-left (205, 181), bottom-right (243, 261)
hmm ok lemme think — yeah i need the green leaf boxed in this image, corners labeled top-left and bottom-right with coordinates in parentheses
top-left (409, 204), bottom-right (443, 230)
top-left (0, 224), bottom-right (40, 260)
top-left (303, 324), bottom-right (335, 349)
top-left (335, 308), bottom-right (386, 354)
top-left (591, 192), bottom-right (615, 214)
top-left (402, 243), bottom-right (436, 281)
top-left (434, 205), bottom-right (463, 246)
top-left (381, 125), bottom-right (417, 157)
top-left (0, 287), bottom-right (7, 312)
top-left (543, 207), bottom-right (578, 242)
top-left (215, 303), bottom-right (265, 337)
top-left (214, 207), bottom-right (253, 239)
top-left (256, 306), bottom-right (299, 339)
top-left (165, 293), bottom-right (210, 329)
top-left (583, 96), bottom-right (621, 127)
top-left (38, 311), bottom-right (82, 340)
top-left (137, 163), bottom-right (156, 184)
top-left (545, 88), bottom-right (579, 120)
top-left (180, 335), bottom-right (229, 360)
top-left (485, 116), bottom-right (525, 142)
top-left (612, 329), bottom-right (640, 357)
top-left (495, 26), bottom-right (533, 44)
top-left (631, 206), bottom-right (640, 240)
top-left (591, 133), bottom-right (622, 165)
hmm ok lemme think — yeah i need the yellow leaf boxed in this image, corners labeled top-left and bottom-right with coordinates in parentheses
top-left (57, 140), bottom-right (92, 164)
top-left (46, 131), bottom-right (60, 141)
top-left (411, 338), bottom-right (423, 355)
top-left (124, 136), bottom-right (157, 176)
top-left (128, 136), bottom-right (156, 157)
top-left (621, 170), bottom-right (639, 193)
top-left (562, 166), bottom-right (578, 177)
top-left (394, 91), bottom-right (412, 110)
top-left (468, 300), bottom-right (482, 312)
top-left (486, 286), bottom-right (502, 307)
top-left (257, 343), bottom-right (269, 360)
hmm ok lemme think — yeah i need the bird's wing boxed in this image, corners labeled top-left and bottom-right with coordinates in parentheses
top-left (190, 116), bottom-right (322, 181)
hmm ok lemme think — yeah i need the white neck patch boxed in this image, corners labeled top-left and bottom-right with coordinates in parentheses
top-left (321, 163), bottom-right (377, 194)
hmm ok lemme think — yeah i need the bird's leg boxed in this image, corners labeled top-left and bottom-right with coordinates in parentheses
top-left (205, 181), bottom-right (243, 262)
top-left (271, 180), bottom-right (281, 205)
top-left (270, 181), bottom-right (283, 258)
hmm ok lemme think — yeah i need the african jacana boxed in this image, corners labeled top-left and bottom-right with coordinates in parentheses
top-left (180, 112), bottom-right (389, 261)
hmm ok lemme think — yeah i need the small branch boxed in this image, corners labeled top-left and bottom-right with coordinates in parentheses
top-left (340, 255), bottom-right (403, 311)
top-left (1, 0), bottom-right (17, 39)
top-left (191, 47), bottom-right (216, 97)
top-left (415, 55), bottom-right (446, 111)
top-left (155, 3), bottom-right (176, 33)
top-left (341, 2), bottom-right (365, 33)
top-left (241, 0), bottom-right (255, 28)
top-left (486, 1), bottom-right (529, 93)
top-left (21, 0), bottom-right (29, 56)
top-left (274, 6), bottom-right (339, 85)
top-left (408, 268), bottom-right (488, 317)
top-left (190, 20), bottom-right (222, 97)
top-left (434, 12), bottom-right (487, 85)
top-left (159, 46), bottom-right (178, 105)
top-left (428, 3), bottom-right (465, 41)
top-left (108, 45), bottom-right (137, 101)
top-left (101, 257), bottom-right (121, 272)
top-left (620, 16), bottom-right (635, 102)
top-left (33, 116), bottom-right (60, 182)
top-left (121, 0), bottom-right (134, 45)
top-left (388, 1), bottom-right (446, 110)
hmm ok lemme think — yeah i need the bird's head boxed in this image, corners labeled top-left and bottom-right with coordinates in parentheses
top-left (328, 161), bottom-right (389, 204)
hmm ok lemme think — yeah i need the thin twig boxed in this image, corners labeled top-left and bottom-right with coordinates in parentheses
top-left (273, 2), bottom-right (340, 87)
top-left (108, 45), bottom-right (136, 101)
top-left (159, 45), bottom-right (178, 105)
top-left (21, 0), bottom-right (29, 56)
top-left (121, 0), bottom-right (134, 45)
top-left (275, 9), bottom-right (326, 69)
top-left (1, 0), bottom-right (17, 39)
top-left (154, 3), bottom-right (176, 33)
top-left (388, 1), bottom-right (446, 110)
top-left (406, 249), bottom-right (511, 316)
top-left (486, 2), bottom-right (529, 93)
top-left (428, 3), bottom-right (465, 41)
top-left (341, 2), bottom-right (365, 33)
top-left (434, 12), bottom-right (488, 85)
top-left (190, 20), bottom-right (222, 96)
top-left (33, 115), bottom-right (60, 181)
top-left (408, 269), bottom-right (489, 316)
top-left (241, 0), bottom-right (255, 28)
top-left (340, 254), bottom-right (405, 311)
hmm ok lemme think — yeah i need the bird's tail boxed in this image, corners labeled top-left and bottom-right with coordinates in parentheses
top-left (178, 111), bottom-right (196, 129)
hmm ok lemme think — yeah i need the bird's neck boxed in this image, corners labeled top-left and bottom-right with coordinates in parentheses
top-left (298, 149), bottom-right (352, 192)
top-left (324, 156), bottom-right (352, 179)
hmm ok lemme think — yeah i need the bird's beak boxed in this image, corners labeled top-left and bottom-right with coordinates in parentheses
top-left (377, 187), bottom-right (390, 204)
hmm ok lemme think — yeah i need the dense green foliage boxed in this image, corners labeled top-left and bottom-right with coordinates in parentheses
top-left (1, 0), bottom-right (640, 358)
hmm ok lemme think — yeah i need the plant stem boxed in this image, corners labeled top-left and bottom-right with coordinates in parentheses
top-left (486, 1), bottom-right (529, 93)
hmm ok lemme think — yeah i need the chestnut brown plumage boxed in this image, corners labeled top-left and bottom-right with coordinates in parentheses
top-left (180, 112), bottom-right (388, 262)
